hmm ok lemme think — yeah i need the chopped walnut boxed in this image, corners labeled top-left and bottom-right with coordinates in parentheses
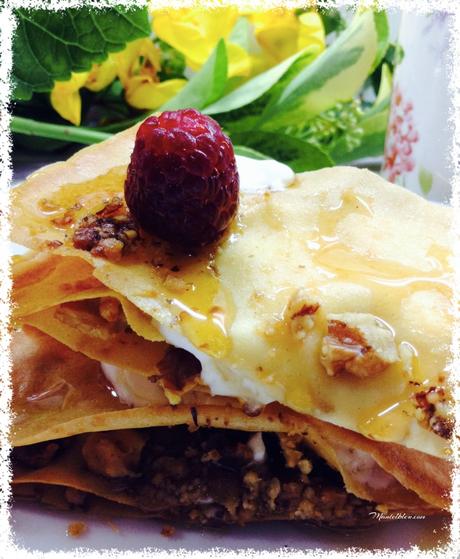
top-left (72, 198), bottom-right (139, 261)
top-left (151, 347), bottom-right (202, 402)
top-left (160, 525), bottom-right (176, 538)
top-left (81, 430), bottom-right (147, 478)
top-left (320, 313), bottom-right (399, 378)
top-left (99, 297), bottom-right (122, 323)
top-left (278, 433), bottom-right (313, 476)
top-left (201, 449), bottom-right (221, 463)
top-left (266, 478), bottom-right (281, 510)
top-left (67, 522), bottom-right (87, 538)
top-left (243, 470), bottom-right (260, 487)
top-left (412, 386), bottom-right (453, 439)
top-left (96, 196), bottom-right (124, 218)
top-left (52, 210), bottom-right (75, 228)
top-left (90, 238), bottom-right (125, 261)
top-left (163, 274), bottom-right (188, 293)
top-left (40, 239), bottom-right (63, 250)
top-left (286, 289), bottom-right (321, 340)
top-left (298, 459), bottom-right (313, 475)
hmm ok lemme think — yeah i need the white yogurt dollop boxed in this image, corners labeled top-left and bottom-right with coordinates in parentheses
top-left (158, 324), bottom-right (282, 406)
top-left (235, 155), bottom-right (295, 194)
top-left (248, 432), bottom-right (266, 463)
top-left (101, 362), bottom-right (167, 407)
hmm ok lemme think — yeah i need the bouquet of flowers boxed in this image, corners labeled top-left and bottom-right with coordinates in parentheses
top-left (12, 6), bottom-right (399, 170)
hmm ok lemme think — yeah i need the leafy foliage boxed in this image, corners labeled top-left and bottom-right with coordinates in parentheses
top-left (13, 7), bottom-right (151, 100)
top-left (155, 39), bottom-right (187, 81)
top-left (320, 8), bottom-right (347, 35)
top-left (231, 131), bottom-right (333, 172)
top-left (204, 48), bottom-right (315, 115)
top-left (160, 40), bottom-right (228, 111)
top-left (12, 7), bottom-right (394, 172)
top-left (260, 11), bottom-right (385, 129)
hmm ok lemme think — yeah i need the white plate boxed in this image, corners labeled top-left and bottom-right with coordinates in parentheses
top-left (10, 502), bottom-right (451, 553)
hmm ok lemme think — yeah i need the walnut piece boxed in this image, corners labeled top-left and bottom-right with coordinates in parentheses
top-left (150, 347), bottom-right (202, 404)
top-left (99, 297), bottom-right (122, 323)
top-left (412, 386), bottom-right (453, 439)
top-left (320, 313), bottom-right (399, 378)
top-left (81, 430), bottom-right (147, 478)
top-left (72, 197), bottom-right (139, 261)
top-left (286, 289), bottom-right (321, 340)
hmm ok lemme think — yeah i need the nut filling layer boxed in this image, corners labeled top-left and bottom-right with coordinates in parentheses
top-left (13, 426), bottom-right (377, 527)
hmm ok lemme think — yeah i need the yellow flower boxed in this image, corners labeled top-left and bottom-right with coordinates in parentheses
top-left (50, 71), bottom-right (88, 126)
top-left (298, 12), bottom-right (326, 52)
top-left (152, 7), bottom-right (251, 78)
top-left (114, 39), bottom-right (162, 89)
top-left (125, 77), bottom-right (186, 110)
top-left (113, 38), bottom-right (186, 110)
top-left (50, 9), bottom-right (325, 124)
top-left (51, 55), bottom-right (121, 125)
top-left (248, 9), bottom-right (325, 66)
top-left (85, 55), bottom-right (118, 92)
top-left (50, 39), bottom-right (187, 123)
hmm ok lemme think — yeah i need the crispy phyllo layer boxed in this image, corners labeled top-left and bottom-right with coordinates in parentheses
top-left (13, 251), bottom-right (164, 344)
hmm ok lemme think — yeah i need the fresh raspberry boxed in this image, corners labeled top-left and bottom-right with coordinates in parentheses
top-left (124, 109), bottom-right (239, 249)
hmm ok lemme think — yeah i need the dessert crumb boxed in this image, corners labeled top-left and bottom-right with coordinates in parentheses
top-left (105, 520), bottom-right (120, 533)
top-left (67, 521), bottom-right (87, 538)
top-left (161, 524), bottom-right (176, 538)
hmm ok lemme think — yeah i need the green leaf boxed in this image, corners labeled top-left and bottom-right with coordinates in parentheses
top-left (329, 64), bottom-right (392, 163)
top-left (386, 43), bottom-right (405, 67)
top-left (229, 16), bottom-right (260, 54)
top-left (204, 48), bottom-right (316, 115)
top-left (330, 128), bottom-right (385, 164)
top-left (371, 62), bottom-right (392, 112)
top-left (155, 39), bottom-right (186, 81)
top-left (319, 8), bottom-right (347, 35)
top-left (370, 11), bottom-right (390, 72)
top-left (160, 40), bottom-right (228, 111)
top-left (419, 167), bottom-right (433, 195)
top-left (13, 7), bottom-right (151, 100)
top-left (233, 145), bottom-right (270, 160)
top-left (260, 11), bottom-right (382, 130)
top-left (230, 131), bottom-right (333, 172)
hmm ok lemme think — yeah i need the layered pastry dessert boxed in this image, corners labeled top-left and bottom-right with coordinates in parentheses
top-left (10, 110), bottom-right (453, 527)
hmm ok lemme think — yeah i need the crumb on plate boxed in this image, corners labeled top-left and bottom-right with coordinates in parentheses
top-left (67, 521), bottom-right (87, 538)
top-left (161, 524), bottom-right (176, 538)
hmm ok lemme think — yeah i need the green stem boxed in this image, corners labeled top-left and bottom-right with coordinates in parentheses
top-left (98, 113), bottom-right (150, 133)
top-left (11, 116), bottom-right (112, 145)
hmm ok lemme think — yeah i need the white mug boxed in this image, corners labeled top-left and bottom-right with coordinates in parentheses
top-left (382, 12), bottom-right (454, 204)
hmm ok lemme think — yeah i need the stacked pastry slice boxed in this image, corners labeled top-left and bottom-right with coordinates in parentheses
top-left (9, 125), bottom-right (453, 527)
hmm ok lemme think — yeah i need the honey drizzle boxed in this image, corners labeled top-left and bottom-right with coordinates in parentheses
top-left (127, 238), bottom-right (235, 360)
top-left (33, 180), bottom-right (451, 446)
top-left (304, 192), bottom-right (452, 439)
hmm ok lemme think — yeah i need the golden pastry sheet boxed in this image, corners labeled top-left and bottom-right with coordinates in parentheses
top-left (13, 251), bottom-right (163, 344)
top-left (10, 139), bottom-right (453, 458)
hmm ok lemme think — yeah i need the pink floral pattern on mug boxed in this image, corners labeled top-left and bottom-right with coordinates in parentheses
top-left (383, 84), bottom-right (419, 183)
